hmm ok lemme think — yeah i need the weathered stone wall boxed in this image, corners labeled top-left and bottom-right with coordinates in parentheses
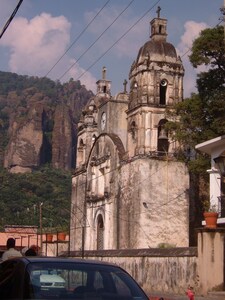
top-left (197, 228), bottom-right (225, 295)
top-left (118, 157), bottom-right (189, 248)
top-left (65, 248), bottom-right (198, 295)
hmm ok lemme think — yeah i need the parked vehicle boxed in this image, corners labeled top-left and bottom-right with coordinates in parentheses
top-left (32, 269), bottom-right (66, 290)
top-left (0, 257), bottom-right (149, 299)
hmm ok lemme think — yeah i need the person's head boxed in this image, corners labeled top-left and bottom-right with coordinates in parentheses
top-left (6, 238), bottom-right (16, 249)
top-left (25, 248), bottom-right (37, 256)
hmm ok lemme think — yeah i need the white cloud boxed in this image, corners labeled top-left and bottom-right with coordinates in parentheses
top-left (0, 12), bottom-right (97, 91)
top-left (176, 20), bottom-right (208, 97)
top-left (0, 13), bottom-right (71, 74)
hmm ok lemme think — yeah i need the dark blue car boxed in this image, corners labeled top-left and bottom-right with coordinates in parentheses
top-left (0, 257), bottom-right (149, 299)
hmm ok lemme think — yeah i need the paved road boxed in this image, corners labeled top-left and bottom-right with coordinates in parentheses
top-left (148, 292), bottom-right (225, 300)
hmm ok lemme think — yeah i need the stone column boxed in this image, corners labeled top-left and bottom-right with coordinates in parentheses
top-left (197, 228), bottom-right (225, 295)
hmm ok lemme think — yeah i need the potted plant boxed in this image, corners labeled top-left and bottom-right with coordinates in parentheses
top-left (203, 201), bottom-right (219, 228)
top-left (55, 225), bottom-right (69, 241)
top-left (57, 232), bottom-right (67, 241)
top-left (46, 233), bottom-right (53, 242)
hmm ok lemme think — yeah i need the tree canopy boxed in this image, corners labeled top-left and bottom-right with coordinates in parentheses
top-left (0, 166), bottom-right (72, 232)
top-left (166, 25), bottom-right (225, 174)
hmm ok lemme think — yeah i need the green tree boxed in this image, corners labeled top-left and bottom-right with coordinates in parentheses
top-left (0, 167), bottom-right (72, 231)
top-left (166, 25), bottom-right (225, 174)
top-left (190, 25), bottom-right (225, 101)
top-left (165, 25), bottom-right (225, 244)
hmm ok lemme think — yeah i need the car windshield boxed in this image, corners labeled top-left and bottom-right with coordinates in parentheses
top-left (27, 261), bottom-right (148, 300)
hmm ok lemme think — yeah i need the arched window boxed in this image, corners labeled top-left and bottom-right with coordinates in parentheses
top-left (159, 79), bottom-right (167, 105)
top-left (159, 25), bottom-right (162, 33)
top-left (97, 214), bottom-right (104, 250)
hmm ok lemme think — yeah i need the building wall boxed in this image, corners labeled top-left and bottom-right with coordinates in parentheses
top-left (71, 154), bottom-right (189, 251)
top-left (118, 157), bottom-right (189, 248)
top-left (67, 229), bottom-right (225, 296)
top-left (197, 229), bottom-right (225, 294)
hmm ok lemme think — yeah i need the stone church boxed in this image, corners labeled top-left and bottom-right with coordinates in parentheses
top-left (70, 9), bottom-right (189, 252)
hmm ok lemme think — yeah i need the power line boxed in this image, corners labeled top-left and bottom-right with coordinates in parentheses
top-left (44, 0), bottom-right (111, 78)
top-left (74, 0), bottom-right (160, 82)
top-left (0, 0), bottom-right (23, 40)
top-left (58, 0), bottom-right (137, 81)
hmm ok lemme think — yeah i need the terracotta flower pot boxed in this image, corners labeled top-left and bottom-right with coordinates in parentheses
top-left (57, 232), bottom-right (67, 241)
top-left (46, 233), bottom-right (53, 242)
top-left (203, 212), bottom-right (218, 228)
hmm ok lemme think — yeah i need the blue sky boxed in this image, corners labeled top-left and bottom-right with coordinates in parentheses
top-left (0, 0), bottom-right (223, 97)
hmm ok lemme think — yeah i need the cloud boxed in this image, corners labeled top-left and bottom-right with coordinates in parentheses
top-left (0, 13), bottom-right (71, 72)
top-left (176, 20), bottom-right (208, 97)
top-left (0, 12), bottom-right (96, 91)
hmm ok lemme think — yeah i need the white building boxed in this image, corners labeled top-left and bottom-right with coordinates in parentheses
top-left (196, 135), bottom-right (225, 225)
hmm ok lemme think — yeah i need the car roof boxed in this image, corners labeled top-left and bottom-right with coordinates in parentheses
top-left (4, 256), bottom-right (120, 267)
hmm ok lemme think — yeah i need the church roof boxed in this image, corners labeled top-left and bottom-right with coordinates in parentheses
top-left (136, 40), bottom-right (179, 65)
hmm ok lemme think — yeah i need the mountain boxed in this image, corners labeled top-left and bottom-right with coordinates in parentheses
top-left (0, 71), bottom-right (94, 230)
top-left (0, 71), bottom-right (94, 172)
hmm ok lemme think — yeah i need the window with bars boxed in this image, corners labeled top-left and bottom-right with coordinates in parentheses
top-left (97, 215), bottom-right (104, 250)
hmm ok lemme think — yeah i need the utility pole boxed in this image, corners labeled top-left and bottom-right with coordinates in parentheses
top-left (81, 172), bottom-right (88, 259)
top-left (223, 0), bottom-right (225, 40)
top-left (39, 202), bottom-right (43, 255)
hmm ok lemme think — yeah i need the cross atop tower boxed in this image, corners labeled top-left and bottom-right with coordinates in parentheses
top-left (156, 6), bottom-right (161, 18)
top-left (123, 79), bottom-right (127, 93)
top-left (102, 66), bottom-right (106, 80)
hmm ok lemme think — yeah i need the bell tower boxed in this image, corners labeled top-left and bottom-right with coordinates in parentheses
top-left (96, 66), bottom-right (111, 101)
top-left (127, 7), bottom-right (184, 157)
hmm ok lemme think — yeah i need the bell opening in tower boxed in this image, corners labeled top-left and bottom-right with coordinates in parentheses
top-left (157, 120), bottom-right (169, 155)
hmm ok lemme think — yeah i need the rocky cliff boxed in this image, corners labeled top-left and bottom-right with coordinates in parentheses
top-left (0, 72), bottom-right (93, 173)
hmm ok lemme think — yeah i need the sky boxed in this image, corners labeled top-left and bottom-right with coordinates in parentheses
top-left (0, 0), bottom-right (223, 98)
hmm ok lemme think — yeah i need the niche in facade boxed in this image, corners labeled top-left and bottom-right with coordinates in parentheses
top-left (129, 120), bottom-right (137, 140)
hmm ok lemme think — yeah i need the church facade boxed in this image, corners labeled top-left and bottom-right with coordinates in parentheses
top-left (70, 11), bottom-right (189, 252)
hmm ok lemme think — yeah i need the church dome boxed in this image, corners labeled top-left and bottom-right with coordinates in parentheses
top-left (136, 40), bottom-right (179, 65)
